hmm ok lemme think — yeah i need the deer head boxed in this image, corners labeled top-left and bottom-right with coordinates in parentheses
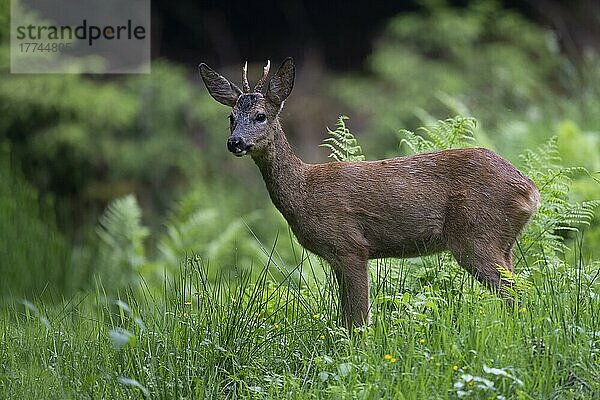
top-left (199, 58), bottom-right (295, 157)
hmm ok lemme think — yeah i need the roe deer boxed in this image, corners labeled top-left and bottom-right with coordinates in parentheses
top-left (199, 58), bottom-right (541, 328)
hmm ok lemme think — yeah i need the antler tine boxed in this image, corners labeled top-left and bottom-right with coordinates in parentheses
top-left (242, 61), bottom-right (250, 93)
top-left (253, 60), bottom-right (271, 92)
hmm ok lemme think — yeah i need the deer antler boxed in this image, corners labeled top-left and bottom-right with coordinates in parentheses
top-left (242, 61), bottom-right (250, 93)
top-left (253, 60), bottom-right (271, 93)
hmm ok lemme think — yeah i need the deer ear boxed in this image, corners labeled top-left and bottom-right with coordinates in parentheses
top-left (266, 57), bottom-right (295, 106)
top-left (199, 63), bottom-right (242, 107)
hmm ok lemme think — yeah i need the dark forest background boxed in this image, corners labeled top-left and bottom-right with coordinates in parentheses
top-left (156, 1), bottom-right (600, 69)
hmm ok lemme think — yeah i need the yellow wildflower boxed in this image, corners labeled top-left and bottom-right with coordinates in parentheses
top-left (384, 354), bottom-right (392, 360)
top-left (313, 314), bottom-right (321, 320)
top-left (419, 338), bottom-right (425, 344)
top-left (453, 365), bottom-right (459, 372)
top-left (184, 301), bottom-right (192, 306)
top-left (390, 358), bottom-right (397, 363)
top-left (520, 307), bottom-right (527, 313)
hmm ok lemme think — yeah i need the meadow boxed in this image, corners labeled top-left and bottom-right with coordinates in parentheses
top-left (1, 247), bottom-right (599, 399)
top-left (1, 1), bottom-right (600, 398)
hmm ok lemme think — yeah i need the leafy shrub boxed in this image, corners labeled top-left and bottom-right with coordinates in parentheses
top-left (518, 139), bottom-right (599, 263)
top-left (399, 116), bottom-right (476, 152)
top-left (0, 0), bottom-right (226, 233)
top-left (332, 1), bottom-right (600, 162)
top-left (92, 180), bottom-right (303, 289)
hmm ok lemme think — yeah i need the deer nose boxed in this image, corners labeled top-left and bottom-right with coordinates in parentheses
top-left (227, 136), bottom-right (248, 156)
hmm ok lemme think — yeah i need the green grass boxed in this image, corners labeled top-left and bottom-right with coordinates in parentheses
top-left (1, 248), bottom-right (599, 399)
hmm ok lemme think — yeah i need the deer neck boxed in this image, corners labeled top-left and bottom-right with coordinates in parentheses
top-left (252, 122), bottom-right (307, 223)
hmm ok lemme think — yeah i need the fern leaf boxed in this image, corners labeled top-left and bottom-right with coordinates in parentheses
top-left (96, 194), bottom-right (149, 287)
top-left (398, 116), bottom-right (477, 154)
top-left (519, 138), bottom-right (600, 261)
top-left (320, 116), bottom-right (365, 162)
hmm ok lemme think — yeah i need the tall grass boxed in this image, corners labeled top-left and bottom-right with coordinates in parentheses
top-left (1, 243), bottom-right (599, 399)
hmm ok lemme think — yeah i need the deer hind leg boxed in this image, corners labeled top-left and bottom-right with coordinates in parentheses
top-left (330, 254), bottom-right (371, 329)
top-left (448, 239), bottom-right (515, 305)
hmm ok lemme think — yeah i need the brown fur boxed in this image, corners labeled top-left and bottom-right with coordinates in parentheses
top-left (199, 58), bottom-right (541, 328)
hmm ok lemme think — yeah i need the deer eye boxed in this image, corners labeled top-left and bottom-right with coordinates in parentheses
top-left (255, 113), bottom-right (267, 123)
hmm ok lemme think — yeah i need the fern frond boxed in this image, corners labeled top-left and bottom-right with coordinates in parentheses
top-left (96, 194), bottom-right (149, 287)
top-left (320, 116), bottom-right (365, 162)
top-left (399, 116), bottom-right (477, 154)
top-left (97, 194), bottom-right (148, 263)
top-left (519, 138), bottom-right (600, 261)
top-left (399, 129), bottom-right (438, 153)
top-left (157, 187), bottom-right (267, 276)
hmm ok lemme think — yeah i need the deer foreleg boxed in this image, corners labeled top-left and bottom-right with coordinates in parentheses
top-left (332, 255), bottom-right (370, 329)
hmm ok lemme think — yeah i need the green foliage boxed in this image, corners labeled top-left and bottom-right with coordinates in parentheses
top-left (0, 143), bottom-right (75, 299)
top-left (333, 0), bottom-right (600, 160)
top-left (518, 138), bottom-right (600, 262)
top-left (320, 116), bottom-right (365, 162)
top-left (0, 1), bottom-right (9, 69)
top-left (556, 120), bottom-right (600, 172)
top-left (553, 120), bottom-right (600, 254)
top-left (399, 116), bottom-right (476, 153)
top-left (93, 180), bottom-right (304, 290)
top-left (96, 194), bottom-right (149, 288)
top-left (0, 59), bottom-right (223, 232)
top-left (157, 184), bottom-right (267, 277)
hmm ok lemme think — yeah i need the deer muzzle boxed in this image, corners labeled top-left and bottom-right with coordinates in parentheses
top-left (227, 136), bottom-right (251, 157)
